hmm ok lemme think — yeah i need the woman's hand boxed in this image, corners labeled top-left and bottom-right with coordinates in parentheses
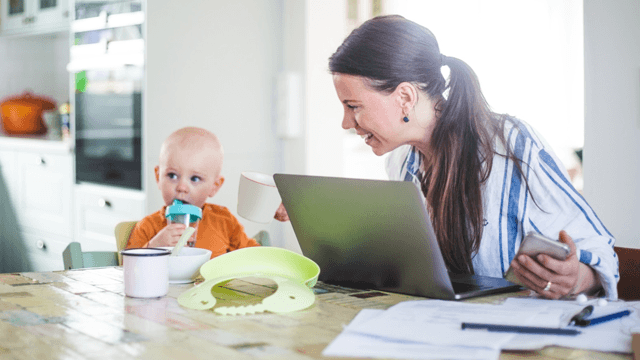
top-left (509, 230), bottom-right (598, 299)
top-left (148, 223), bottom-right (187, 248)
top-left (274, 203), bottom-right (289, 222)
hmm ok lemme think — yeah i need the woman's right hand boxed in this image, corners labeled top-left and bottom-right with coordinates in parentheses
top-left (148, 223), bottom-right (186, 247)
top-left (274, 203), bottom-right (290, 222)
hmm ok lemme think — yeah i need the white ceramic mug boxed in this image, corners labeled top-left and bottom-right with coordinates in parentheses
top-left (122, 248), bottom-right (170, 298)
top-left (237, 172), bottom-right (282, 224)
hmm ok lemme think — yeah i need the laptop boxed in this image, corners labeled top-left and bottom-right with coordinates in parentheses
top-left (273, 174), bottom-right (522, 300)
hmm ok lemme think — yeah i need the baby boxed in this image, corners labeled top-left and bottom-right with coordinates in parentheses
top-left (126, 127), bottom-right (260, 258)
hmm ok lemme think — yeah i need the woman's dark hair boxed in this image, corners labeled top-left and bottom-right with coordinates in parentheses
top-left (329, 15), bottom-right (522, 274)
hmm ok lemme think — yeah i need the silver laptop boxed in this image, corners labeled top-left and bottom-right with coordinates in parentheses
top-left (273, 174), bottom-right (522, 300)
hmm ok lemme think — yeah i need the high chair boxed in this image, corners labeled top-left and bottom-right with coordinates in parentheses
top-left (115, 221), bottom-right (138, 265)
top-left (62, 242), bottom-right (119, 270)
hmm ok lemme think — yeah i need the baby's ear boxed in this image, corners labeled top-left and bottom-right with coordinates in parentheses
top-left (209, 176), bottom-right (225, 197)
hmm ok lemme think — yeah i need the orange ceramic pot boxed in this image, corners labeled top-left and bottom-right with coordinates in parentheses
top-left (0, 92), bottom-right (57, 135)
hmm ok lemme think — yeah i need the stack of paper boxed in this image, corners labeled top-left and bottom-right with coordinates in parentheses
top-left (322, 298), bottom-right (640, 359)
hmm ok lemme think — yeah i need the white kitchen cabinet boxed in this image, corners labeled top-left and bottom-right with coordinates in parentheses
top-left (20, 230), bottom-right (68, 272)
top-left (75, 183), bottom-right (145, 252)
top-left (1, 0), bottom-right (70, 35)
top-left (16, 151), bottom-right (73, 237)
top-left (0, 138), bottom-right (74, 272)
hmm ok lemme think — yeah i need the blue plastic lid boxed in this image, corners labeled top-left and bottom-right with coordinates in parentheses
top-left (165, 199), bottom-right (202, 222)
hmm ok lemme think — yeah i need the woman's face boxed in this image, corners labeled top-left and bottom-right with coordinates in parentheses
top-left (333, 74), bottom-right (434, 156)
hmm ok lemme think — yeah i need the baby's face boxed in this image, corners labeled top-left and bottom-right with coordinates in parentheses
top-left (156, 144), bottom-right (223, 208)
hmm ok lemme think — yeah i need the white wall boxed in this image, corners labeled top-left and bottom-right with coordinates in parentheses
top-left (304, 1), bottom-right (347, 177)
top-left (583, 0), bottom-right (640, 247)
top-left (0, 32), bottom-right (69, 109)
top-left (145, 1), bottom-right (287, 245)
top-left (276, 0), bottom-right (348, 251)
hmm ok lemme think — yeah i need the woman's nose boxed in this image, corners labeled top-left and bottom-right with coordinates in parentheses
top-left (342, 112), bottom-right (356, 130)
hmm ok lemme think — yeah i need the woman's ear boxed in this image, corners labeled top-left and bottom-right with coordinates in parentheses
top-left (395, 82), bottom-right (418, 115)
top-left (208, 176), bottom-right (225, 197)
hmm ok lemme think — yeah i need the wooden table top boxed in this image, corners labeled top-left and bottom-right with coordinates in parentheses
top-left (0, 267), bottom-right (632, 360)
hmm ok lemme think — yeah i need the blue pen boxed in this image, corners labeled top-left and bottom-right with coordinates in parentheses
top-left (574, 309), bottom-right (632, 327)
top-left (461, 322), bottom-right (581, 335)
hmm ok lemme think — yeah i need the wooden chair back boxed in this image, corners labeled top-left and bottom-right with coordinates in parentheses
top-left (114, 221), bottom-right (138, 265)
top-left (614, 246), bottom-right (640, 300)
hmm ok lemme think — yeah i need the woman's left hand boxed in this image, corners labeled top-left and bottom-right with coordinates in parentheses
top-left (510, 230), bottom-right (580, 299)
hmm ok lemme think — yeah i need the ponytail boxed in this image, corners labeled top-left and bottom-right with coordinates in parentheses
top-left (420, 56), bottom-right (497, 274)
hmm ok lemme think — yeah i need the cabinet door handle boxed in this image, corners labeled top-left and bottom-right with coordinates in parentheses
top-left (98, 198), bottom-right (112, 208)
top-left (37, 156), bottom-right (46, 166)
top-left (36, 240), bottom-right (46, 249)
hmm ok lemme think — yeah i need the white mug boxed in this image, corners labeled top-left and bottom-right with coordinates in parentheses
top-left (122, 248), bottom-right (170, 298)
top-left (237, 172), bottom-right (282, 224)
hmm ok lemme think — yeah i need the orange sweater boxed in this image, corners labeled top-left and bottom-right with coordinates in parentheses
top-left (126, 203), bottom-right (260, 258)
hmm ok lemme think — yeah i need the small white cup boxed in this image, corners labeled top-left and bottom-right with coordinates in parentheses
top-left (122, 248), bottom-right (170, 298)
top-left (237, 172), bottom-right (282, 224)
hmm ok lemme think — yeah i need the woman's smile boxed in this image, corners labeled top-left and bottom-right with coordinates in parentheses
top-left (360, 132), bottom-right (374, 144)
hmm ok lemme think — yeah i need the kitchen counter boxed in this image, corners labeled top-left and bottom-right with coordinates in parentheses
top-left (0, 133), bottom-right (73, 154)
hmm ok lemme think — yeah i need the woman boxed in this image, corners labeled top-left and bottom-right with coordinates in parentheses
top-left (329, 15), bottom-right (618, 299)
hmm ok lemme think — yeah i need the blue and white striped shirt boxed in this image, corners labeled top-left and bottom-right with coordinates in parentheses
top-left (386, 119), bottom-right (619, 299)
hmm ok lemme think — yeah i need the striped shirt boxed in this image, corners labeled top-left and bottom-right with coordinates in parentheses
top-left (385, 119), bottom-right (619, 299)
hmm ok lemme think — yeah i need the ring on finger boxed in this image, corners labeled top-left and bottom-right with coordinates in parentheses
top-left (543, 281), bottom-right (552, 292)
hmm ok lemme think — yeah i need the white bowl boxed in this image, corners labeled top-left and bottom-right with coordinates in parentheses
top-left (159, 247), bottom-right (212, 284)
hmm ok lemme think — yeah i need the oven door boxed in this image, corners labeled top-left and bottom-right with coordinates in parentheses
top-left (75, 92), bottom-right (142, 190)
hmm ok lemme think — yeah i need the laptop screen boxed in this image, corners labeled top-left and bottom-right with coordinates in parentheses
top-left (274, 174), bottom-right (456, 299)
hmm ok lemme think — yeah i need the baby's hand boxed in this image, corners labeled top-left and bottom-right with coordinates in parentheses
top-left (148, 223), bottom-right (187, 247)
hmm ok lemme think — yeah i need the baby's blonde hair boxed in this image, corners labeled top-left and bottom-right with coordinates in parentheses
top-left (160, 127), bottom-right (224, 174)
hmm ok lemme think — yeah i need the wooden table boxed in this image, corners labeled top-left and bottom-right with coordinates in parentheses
top-left (0, 267), bottom-right (632, 360)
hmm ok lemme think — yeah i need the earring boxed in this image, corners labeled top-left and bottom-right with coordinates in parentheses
top-left (403, 116), bottom-right (409, 123)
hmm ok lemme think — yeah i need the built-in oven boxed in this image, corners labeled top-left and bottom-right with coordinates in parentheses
top-left (75, 88), bottom-right (142, 189)
top-left (68, 0), bottom-right (144, 190)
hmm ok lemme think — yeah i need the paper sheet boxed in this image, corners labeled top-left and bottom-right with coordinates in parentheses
top-left (339, 300), bottom-right (566, 350)
top-left (322, 309), bottom-right (500, 360)
top-left (324, 298), bottom-right (640, 357)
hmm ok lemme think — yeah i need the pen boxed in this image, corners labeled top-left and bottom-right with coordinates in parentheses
top-left (569, 305), bottom-right (594, 325)
top-left (461, 322), bottom-right (581, 336)
top-left (574, 309), bottom-right (632, 327)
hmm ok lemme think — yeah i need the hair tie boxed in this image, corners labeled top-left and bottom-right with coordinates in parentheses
top-left (440, 54), bottom-right (448, 66)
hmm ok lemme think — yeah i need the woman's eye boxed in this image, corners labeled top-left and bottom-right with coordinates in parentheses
top-left (168, 173), bottom-right (178, 180)
top-left (346, 104), bottom-right (357, 110)
top-left (191, 176), bottom-right (201, 183)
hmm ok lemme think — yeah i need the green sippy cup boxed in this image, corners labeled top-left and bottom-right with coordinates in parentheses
top-left (165, 200), bottom-right (202, 247)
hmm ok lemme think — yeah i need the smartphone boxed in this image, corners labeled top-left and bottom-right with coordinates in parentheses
top-left (504, 232), bottom-right (571, 285)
